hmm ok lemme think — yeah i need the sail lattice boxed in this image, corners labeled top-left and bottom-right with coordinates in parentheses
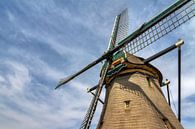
top-left (121, 0), bottom-right (195, 54)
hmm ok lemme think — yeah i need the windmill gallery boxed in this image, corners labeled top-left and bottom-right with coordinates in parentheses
top-left (55, 0), bottom-right (195, 129)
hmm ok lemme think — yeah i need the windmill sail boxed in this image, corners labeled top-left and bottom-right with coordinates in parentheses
top-left (120, 0), bottom-right (195, 54)
top-left (55, 0), bottom-right (194, 89)
top-left (107, 14), bottom-right (120, 50)
top-left (115, 9), bottom-right (129, 45)
top-left (107, 9), bottom-right (129, 50)
top-left (79, 9), bottom-right (128, 129)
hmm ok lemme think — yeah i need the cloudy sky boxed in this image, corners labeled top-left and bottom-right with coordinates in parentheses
top-left (0, 0), bottom-right (194, 129)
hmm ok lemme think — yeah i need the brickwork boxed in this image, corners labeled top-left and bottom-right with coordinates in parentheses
top-left (97, 55), bottom-right (183, 129)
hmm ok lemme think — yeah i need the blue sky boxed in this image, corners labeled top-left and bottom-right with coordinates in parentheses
top-left (0, 0), bottom-right (194, 129)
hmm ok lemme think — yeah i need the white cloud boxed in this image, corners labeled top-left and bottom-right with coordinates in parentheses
top-left (0, 75), bottom-right (5, 83)
top-left (0, 64), bottom-right (90, 129)
top-left (183, 122), bottom-right (195, 129)
top-left (6, 48), bottom-right (65, 81)
top-left (182, 101), bottom-right (195, 129)
top-left (7, 10), bottom-right (15, 22)
top-left (0, 60), bottom-right (31, 93)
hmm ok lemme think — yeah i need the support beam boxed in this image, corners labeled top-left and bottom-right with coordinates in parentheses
top-left (178, 46), bottom-right (181, 122)
top-left (144, 39), bottom-right (184, 63)
top-left (88, 91), bottom-right (104, 105)
top-left (162, 79), bottom-right (171, 107)
top-left (87, 85), bottom-right (98, 93)
top-left (166, 79), bottom-right (171, 107)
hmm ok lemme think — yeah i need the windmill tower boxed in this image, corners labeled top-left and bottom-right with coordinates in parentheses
top-left (97, 54), bottom-right (183, 129)
top-left (55, 0), bottom-right (195, 129)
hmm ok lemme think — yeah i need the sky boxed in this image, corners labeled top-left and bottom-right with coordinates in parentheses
top-left (0, 0), bottom-right (194, 129)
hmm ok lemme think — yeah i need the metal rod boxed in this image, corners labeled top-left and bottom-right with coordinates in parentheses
top-left (166, 79), bottom-right (171, 107)
top-left (167, 84), bottom-right (171, 107)
top-left (89, 91), bottom-right (104, 104)
top-left (87, 85), bottom-right (98, 93)
top-left (144, 39), bottom-right (184, 63)
top-left (178, 46), bottom-right (181, 122)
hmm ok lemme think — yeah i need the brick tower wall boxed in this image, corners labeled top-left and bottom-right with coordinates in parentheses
top-left (97, 54), bottom-right (183, 129)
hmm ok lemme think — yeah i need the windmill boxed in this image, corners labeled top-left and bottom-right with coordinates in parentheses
top-left (55, 0), bottom-right (195, 129)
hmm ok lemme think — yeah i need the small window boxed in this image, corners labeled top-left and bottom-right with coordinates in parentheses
top-left (124, 100), bottom-right (131, 109)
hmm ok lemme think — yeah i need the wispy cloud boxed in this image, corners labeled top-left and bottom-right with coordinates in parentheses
top-left (0, 0), bottom-right (194, 129)
top-left (0, 58), bottom-right (91, 129)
